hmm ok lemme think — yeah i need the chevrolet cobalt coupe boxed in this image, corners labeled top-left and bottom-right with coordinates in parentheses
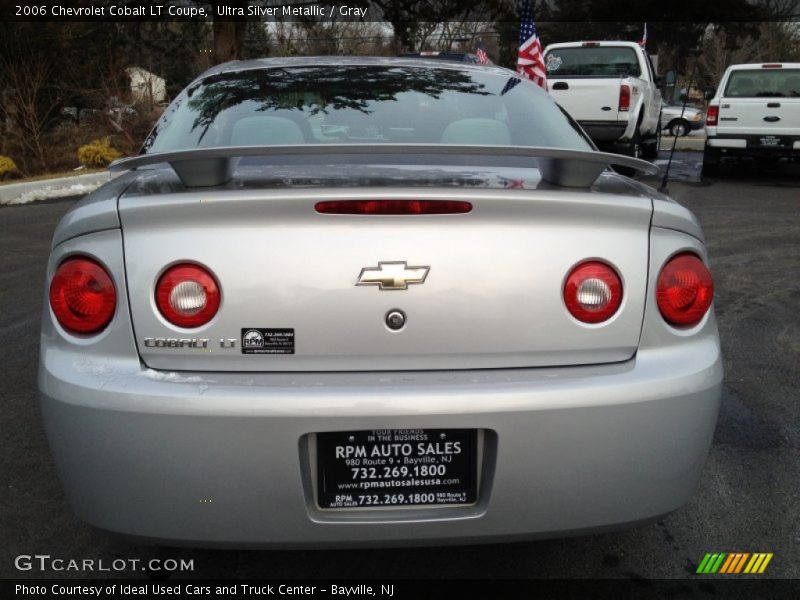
top-left (39, 57), bottom-right (722, 547)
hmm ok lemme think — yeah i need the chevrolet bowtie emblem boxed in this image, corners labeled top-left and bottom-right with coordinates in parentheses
top-left (356, 261), bottom-right (430, 290)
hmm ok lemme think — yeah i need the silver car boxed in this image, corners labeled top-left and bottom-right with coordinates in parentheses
top-left (39, 57), bottom-right (722, 547)
top-left (660, 102), bottom-right (705, 136)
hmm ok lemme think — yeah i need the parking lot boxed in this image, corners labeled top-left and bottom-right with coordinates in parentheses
top-left (1, 154), bottom-right (797, 580)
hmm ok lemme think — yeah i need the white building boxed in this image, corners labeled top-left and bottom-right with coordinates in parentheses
top-left (126, 67), bottom-right (167, 104)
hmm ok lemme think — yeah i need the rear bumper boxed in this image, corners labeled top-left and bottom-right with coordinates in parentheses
top-left (577, 120), bottom-right (628, 143)
top-left (706, 134), bottom-right (800, 157)
top-left (39, 336), bottom-right (723, 548)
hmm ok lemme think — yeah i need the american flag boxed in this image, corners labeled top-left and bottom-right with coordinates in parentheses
top-left (517, 0), bottom-right (547, 89)
top-left (639, 23), bottom-right (648, 48)
top-left (475, 41), bottom-right (490, 65)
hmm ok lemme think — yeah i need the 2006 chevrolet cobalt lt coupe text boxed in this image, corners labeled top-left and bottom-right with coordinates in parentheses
top-left (39, 57), bottom-right (722, 547)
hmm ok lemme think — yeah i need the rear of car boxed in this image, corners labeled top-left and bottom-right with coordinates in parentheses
top-left (704, 63), bottom-right (800, 174)
top-left (544, 41), bottom-right (662, 157)
top-left (660, 103), bottom-right (705, 136)
top-left (39, 58), bottom-right (722, 547)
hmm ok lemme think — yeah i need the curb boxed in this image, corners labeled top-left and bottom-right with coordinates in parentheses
top-left (0, 171), bottom-right (112, 206)
top-left (659, 137), bottom-right (705, 152)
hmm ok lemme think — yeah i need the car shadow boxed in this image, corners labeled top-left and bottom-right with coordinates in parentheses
top-left (710, 158), bottom-right (800, 185)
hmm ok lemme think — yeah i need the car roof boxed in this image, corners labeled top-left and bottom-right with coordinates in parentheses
top-left (725, 63), bottom-right (800, 70)
top-left (400, 52), bottom-right (484, 63)
top-left (193, 56), bottom-right (512, 83)
top-left (544, 41), bottom-right (643, 50)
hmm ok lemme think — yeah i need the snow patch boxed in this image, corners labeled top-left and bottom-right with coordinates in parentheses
top-left (2, 182), bottom-right (104, 205)
top-left (141, 369), bottom-right (207, 384)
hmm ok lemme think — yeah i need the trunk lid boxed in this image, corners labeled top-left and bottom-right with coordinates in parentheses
top-left (120, 181), bottom-right (652, 372)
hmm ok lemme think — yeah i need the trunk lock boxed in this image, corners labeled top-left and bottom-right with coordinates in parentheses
top-left (385, 309), bottom-right (406, 331)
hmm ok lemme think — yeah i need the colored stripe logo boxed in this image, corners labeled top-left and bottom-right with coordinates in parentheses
top-left (696, 552), bottom-right (773, 574)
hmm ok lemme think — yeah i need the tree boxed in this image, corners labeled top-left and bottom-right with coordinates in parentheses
top-left (211, 1), bottom-right (249, 62)
top-left (0, 46), bottom-right (62, 173)
top-left (244, 21), bottom-right (271, 58)
top-left (697, 22), bottom-right (800, 90)
top-left (373, 0), bottom-right (513, 52)
top-left (527, 0), bottom-right (764, 75)
top-left (271, 20), bottom-right (389, 56)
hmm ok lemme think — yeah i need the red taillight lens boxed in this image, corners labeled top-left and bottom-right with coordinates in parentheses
top-left (706, 105), bottom-right (719, 126)
top-left (656, 253), bottom-right (714, 327)
top-left (155, 263), bottom-right (220, 328)
top-left (49, 257), bottom-right (116, 334)
top-left (315, 200), bottom-right (473, 215)
top-left (618, 84), bottom-right (631, 112)
top-left (564, 261), bottom-right (623, 324)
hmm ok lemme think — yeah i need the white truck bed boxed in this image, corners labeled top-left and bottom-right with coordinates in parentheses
top-left (544, 41), bottom-right (662, 158)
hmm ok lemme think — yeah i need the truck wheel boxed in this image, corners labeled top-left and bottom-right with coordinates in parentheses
top-left (642, 126), bottom-right (660, 159)
top-left (628, 128), bottom-right (643, 159)
top-left (614, 127), bottom-right (646, 177)
top-left (702, 147), bottom-right (720, 177)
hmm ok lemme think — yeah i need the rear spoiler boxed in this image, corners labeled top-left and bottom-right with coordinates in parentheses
top-left (108, 144), bottom-right (659, 188)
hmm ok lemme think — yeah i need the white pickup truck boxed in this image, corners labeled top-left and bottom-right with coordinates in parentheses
top-left (703, 62), bottom-right (800, 175)
top-left (543, 41), bottom-right (662, 159)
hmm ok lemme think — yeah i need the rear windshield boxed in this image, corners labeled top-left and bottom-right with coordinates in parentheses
top-left (724, 68), bottom-right (800, 97)
top-left (545, 46), bottom-right (641, 78)
top-left (143, 66), bottom-right (591, 153)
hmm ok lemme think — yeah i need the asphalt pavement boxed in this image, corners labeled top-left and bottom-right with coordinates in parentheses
top-left (1, 154), bottom-right (798, 580)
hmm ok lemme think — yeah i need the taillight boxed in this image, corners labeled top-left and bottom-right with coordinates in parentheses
top-left (564, 261), bottom-right (623, 324)
top-left (315, 200), bottom-right (473, 215)
top-left (155, 263), bottom-right (220, 328)
top-left (656, 253), bottom-right (714, 327)
top-left (49, 257), bottom-right (116, 334)
top-left (706, 105), bottom-right (719, 126)
top-left (618, 84), bottom-right (631, 112)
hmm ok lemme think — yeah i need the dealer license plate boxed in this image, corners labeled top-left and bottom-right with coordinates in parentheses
top-left (755, 135), bottom-right (784, 147)
top-left (316, 429), bottom-right (478, 509)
